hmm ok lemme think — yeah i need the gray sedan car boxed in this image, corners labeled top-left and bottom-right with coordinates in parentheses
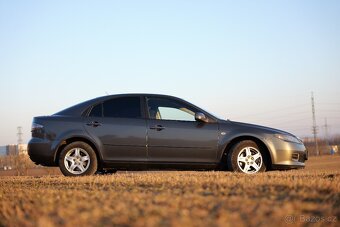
top-left (28, 94), bottom-right (307, 176)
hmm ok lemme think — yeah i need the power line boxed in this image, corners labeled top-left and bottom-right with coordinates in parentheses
top-left (235, 104), bottom-right (310, 118)
top-left (232, 104), bottom-right (340, 121)
top-left (237, 109), bottom-right (340, 120)
top-left (317, 102), bottom-right (340, 105)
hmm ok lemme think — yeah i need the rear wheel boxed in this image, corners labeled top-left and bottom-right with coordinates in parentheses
top-left (59, 142), bottom-right (98, 176)
top-left (227, 140), bottom-right (266, 174)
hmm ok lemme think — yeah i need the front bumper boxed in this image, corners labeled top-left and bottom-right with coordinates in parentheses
top-left (265, 137), bottom-right (308, 169)
top-left (28, 138), bottom-right (56, 166)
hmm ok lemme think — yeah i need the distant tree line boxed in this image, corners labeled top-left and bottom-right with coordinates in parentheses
top-left (303, 135), bottom-right (340, 156)
top-left (0, 154), bottom-right (38, 175)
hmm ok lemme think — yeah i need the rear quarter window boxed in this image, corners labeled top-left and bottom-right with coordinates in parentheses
top-left (89, 103), bottom-right (103, 117)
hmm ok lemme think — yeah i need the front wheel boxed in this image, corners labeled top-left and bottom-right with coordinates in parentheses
top-left (227, 140), bottom-right (267, 174)
top-left (59, 142), bottom-right (98, 176)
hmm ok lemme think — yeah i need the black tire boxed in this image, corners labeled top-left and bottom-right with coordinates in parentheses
top-left (59, 141), bottom-right (98, 176)
top-left (227, 140), bottom-right (267, 174)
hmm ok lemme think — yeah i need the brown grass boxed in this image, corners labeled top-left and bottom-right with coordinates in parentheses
top-left (0, 156), bottom-right (339, 227)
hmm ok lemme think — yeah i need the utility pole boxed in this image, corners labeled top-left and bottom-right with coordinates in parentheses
top-left (311, 92), bottom-right (319, 156)
top-left (17, 126), bottom-right (23, 155)
top-left (17, 126), bottom-right (23, 145)
top-left (324, 118), bottom-right (330, 151)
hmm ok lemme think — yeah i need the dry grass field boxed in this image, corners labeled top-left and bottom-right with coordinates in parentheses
top-left (0, 156), bottom-right (339, 227)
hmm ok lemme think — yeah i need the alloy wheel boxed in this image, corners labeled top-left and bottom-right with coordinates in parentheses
top-left (64, 148), bottom-right (91, 174)
top-left (237, 146), bottom-right (263, 174)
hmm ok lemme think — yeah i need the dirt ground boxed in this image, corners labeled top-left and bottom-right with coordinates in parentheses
top-left (0, 155), bottom-right (339, 227)
top-left (0, 167), bottom-right (61, 177)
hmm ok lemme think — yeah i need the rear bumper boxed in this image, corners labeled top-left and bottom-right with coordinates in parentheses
top-left (28, 138), bottom-right (56, 166)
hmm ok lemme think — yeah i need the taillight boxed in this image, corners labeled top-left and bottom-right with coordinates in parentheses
top-left (31, 122), bottom-right (44, 138)
top-left (31, 123), bottom-right (44, 132)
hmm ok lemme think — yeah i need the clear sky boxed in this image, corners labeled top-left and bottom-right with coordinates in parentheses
top-left (0, 0), bottom-right (340, 145)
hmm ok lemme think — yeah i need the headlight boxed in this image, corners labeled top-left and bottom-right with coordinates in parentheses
top-left (275, 134), bottom-right (302, 144)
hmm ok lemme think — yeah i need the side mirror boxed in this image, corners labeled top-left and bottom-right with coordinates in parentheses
top-left (195, 112), bottom-right (208, 122)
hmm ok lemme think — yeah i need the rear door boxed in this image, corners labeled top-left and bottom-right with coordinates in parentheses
top-left (146, 96), bottom-right (219, 163)
top-left (84, 96), bottom-right (147, 162)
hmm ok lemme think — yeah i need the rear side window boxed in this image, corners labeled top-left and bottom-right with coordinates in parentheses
top-left (103, 97), bottom-right (141, 118)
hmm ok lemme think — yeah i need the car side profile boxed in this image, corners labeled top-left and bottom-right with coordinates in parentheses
top-left (28, 94), bottom-right (308, 176)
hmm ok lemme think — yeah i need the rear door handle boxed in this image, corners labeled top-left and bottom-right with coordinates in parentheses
top-left (150, 125), bottom-right (165, 131)
top-left (86, 121), bottom-right (102, 127)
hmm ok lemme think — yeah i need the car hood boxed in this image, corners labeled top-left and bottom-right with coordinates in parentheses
top-left (226, 120), bottom-right (293, 136)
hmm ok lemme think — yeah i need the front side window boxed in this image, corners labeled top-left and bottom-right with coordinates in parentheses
top-left (147, 97), bottom-right (196, 121)
top-left (90, 97), bottom-right (141, 118)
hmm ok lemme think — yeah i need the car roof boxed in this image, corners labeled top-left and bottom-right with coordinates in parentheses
top-left (54, 93), bottom-right (184, 116)
top-left (54, 93), bottom-right (219, 121)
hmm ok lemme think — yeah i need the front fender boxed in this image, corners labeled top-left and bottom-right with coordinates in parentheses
top-left (217, 131), bottom-right (275, 164)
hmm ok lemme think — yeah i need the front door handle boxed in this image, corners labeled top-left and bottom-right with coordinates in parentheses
top-left (86, 121), bottom-right (102, 127)
top-left (150, 125), bottom-right (165, 131)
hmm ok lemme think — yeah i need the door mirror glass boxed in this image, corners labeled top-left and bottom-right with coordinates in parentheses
top-left (195, 112), bottom-right (208, 122)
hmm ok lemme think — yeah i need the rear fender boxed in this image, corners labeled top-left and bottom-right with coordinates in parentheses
top-left (52, 130), bottom-right (102, 163)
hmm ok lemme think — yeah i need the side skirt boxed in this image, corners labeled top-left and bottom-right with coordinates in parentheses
top-left (102, 161), bottom-right (219, 171)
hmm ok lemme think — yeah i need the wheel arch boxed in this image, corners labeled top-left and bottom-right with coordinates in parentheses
top-left (220, 135), bottom-right (273, 170)
top-left (54, 136), bottom-right (103, 168)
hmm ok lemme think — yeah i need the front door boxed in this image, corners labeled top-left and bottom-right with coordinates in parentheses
top-left (146, 97), bottom-right (219, 163)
